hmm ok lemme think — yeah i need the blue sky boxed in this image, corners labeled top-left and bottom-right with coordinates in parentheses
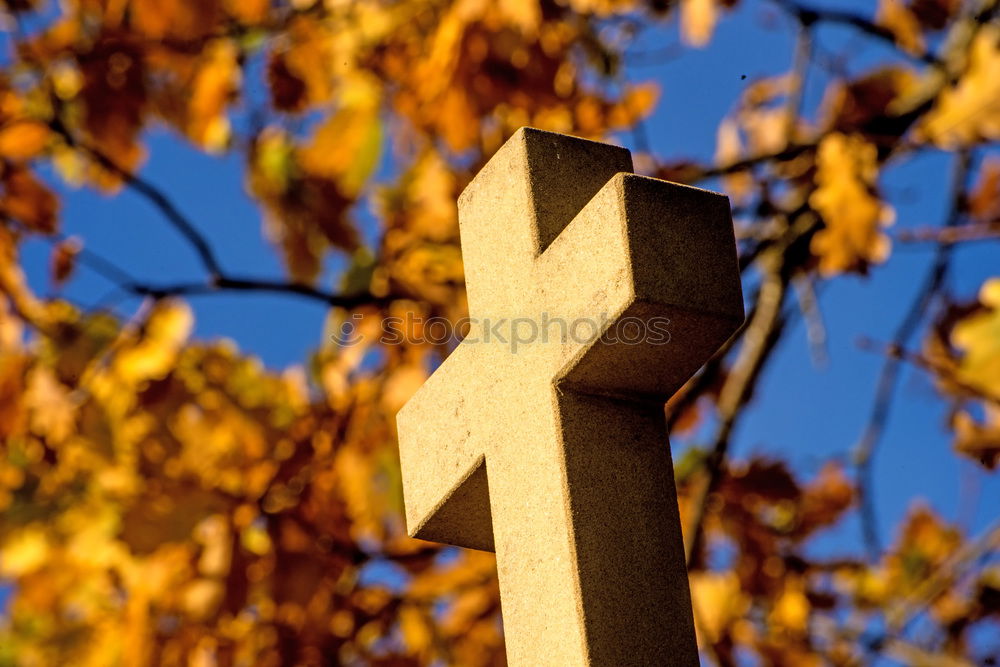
top-left (14, 0), bottom-right (1000, 577)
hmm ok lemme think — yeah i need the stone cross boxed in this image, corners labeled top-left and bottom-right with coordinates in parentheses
top-left (396, 128), bottom-right (743, 665)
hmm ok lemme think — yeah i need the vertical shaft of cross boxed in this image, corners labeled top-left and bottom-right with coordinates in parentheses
top-left (555, 392), bottom-right (699, 665)
top-left (397, 127), bottom-right (745, 666)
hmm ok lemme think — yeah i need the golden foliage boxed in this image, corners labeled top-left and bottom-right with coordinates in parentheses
top-left (0, 0), bottom-right (997, 664)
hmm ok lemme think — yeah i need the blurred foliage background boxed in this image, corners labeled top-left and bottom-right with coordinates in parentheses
top-left (0, 0), bottom-right (998, 664)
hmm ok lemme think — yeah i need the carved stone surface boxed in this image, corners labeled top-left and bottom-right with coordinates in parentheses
top-left (397, 127), bottom-right (744, 666)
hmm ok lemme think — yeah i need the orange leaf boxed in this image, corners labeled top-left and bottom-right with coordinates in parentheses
top-left (0, 121), bottom-right (50, 161)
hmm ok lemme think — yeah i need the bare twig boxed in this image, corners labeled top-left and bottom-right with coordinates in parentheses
top-left (125, 275), bottom-right (383, 309)
top-left (793, 273), bottom-right (828, 367)
top-left (858, 337), bottom-right (1000, 407)
top-left (685, 262), bottom-right (789, 567)
top-left (50, 121), bottom-right (225, 280)
top-left (896, 223), bottom-right (1000, 244)
top-left (768, 0), bottom-right (941, 67)
top-left (852, 149), bottom-right (973, 561)
top-left (886, 519), bottom-right (1000, 632)
top-left (784, 20), bottom-right (813, 142)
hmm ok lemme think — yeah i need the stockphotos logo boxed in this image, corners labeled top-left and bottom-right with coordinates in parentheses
top-left (331, 312), bottom-right (670, 353)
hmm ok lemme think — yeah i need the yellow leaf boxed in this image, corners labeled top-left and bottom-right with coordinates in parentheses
top-left (877, 0), bottom-right (926, 55)
top-left (498, 0), bottom-right (541, 34)
top-left (381, 364), bottom-right (428, 414)
top-left (278, 16), bottom-right (337, 109)
top-left (114, 300), bottom-right (193, 384)
top-left (25, 365), bottom-right (76, 444)
top-left (922, 25), bottom-right (1000, 147)
top-left (189, 40), bottom-right (240, 152)
top-left (689, 570), bottom-right (748, 644)
top-left (0, 525), bottom-right (49, 577)
top-left (951, 277), bottom-right (1000, 399)
top-left (299, 77), bottom-right (382, 196)
top-left (680, 0), bottom-right (717, 47)
top-left (399, 604), bottom-right (433, 653)
top-left (809, 133), bottom-right (894, 275)
top-left (769, 576), bottom-right (810, 634)
top-left (437, 87), bottom-right (479, 152)
top-left (183, 578), bottom-right (224, 619)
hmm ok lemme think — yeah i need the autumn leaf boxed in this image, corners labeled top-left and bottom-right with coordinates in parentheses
top-left (49, 236), bottom-right (81, 288)
top-left (187, 40), bottom-right (241, 152)
top-left (877, 0), bottom-right (926, 56)
top-left (680, 0), bottom-right (718, 47)
top-left (0, 1), bottom-right (997, 664)
top-left (768, 575), bottom-right (810, 635)
top-left (951, 277), bottom-right (1000, 400)
top-left (809, 133), bottom-right (894, 275)
top-left (0, 165), bottom-right (59, 234)
top-left (76, 36), bottom-right (148, 190)
top-left (922, 25), bottom-right (1000, 147)
top-left (952, 404), bottom-right (1000, 470)
top-left (910, 0), bottom-right (962, 30)
top-left (298, 73), bottom-right (383, 197)
top-left (969, 158), bottom-right (1000, 223)
top-left (690, 570), bottom-right (748, 644)
top-left (113, 299), bottom-right (194, 385)
top-left (129, 0), bottom-right (222, 41)
top-left (223, 0), bottom-right (269, 25)
top-left (0, 121), bottom-right (50, 162)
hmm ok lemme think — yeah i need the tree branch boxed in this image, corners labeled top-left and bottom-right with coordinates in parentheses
top-left (852, 149), bottom-right (972, 561)
top-left (124, 275), bottom-right (383, 309)
top-left (768, 0), bottom-right (941, 67)
top-left (50, 122), bottom-right (225, 279)
top-left (685, 263), bottom-right (789, 567)
top-left (896, 223), bottom-right (1000, 244)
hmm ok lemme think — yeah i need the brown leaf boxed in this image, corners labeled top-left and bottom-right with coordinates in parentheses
top-left (50, 236), bottom-right (81, 288)
top-left (910, 0), bottom-right (961, 30)
top-left (952, 405), bottom-right (1000, 470)
top-left (0, 165), bottom-right (59, 234)
top-left (129, 0), bottom-right (223, 41)
top-left (77, 35), bottom-right (148, 189)
top-left (969, 158), bottom-right (1000, 223)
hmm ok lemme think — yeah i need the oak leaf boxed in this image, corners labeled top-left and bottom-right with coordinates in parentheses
top-left (951, 278), bottom-right (1000, 400)
top-left (922, 25), bottom-right (1000, 147)
top-left (809, 133), bottom-right (894, 275)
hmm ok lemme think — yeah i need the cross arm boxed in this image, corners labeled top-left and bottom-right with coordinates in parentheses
top-left (396, 343), bottom-right (495, 551)
top-left (537, 173), bottom-right (745, 400)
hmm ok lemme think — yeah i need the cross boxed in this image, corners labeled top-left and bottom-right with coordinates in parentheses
top-left (396, 128), bottom-right (744, 665)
